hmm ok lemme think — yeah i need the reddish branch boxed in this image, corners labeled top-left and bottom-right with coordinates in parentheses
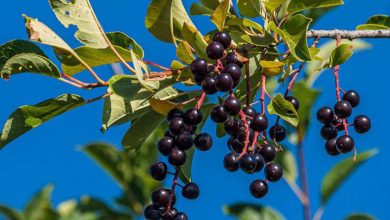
top-left (166, 167), bottom-right (180, 213)
top-left (195, 92), bottom-right (206, 110)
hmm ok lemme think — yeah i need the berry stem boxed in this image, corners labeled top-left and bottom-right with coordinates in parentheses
top-left (248, 132), bottom-right (260, 152)
top-left (166, 166), bottom-right (180, 213)
top-left (244, 50), bottom-right (251, 107)
top-left (297, 139), bottom-right (311, 220)
top-left (260, 75), bottom-right (266, 115)
top-left (143, 60), bottom-right (171, 71)
top-left (195, 92), bottom-right (206, 109)
top-left (238, 109), bottom-right (250, 159)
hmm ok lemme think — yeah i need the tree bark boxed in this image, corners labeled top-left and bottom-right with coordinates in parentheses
top-left (307, 29), bottom-right (390, 39)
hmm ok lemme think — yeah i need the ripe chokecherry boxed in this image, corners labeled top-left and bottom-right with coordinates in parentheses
top-left (250, 179), bottom-right (268, 198)
top-left (316, 107), bottom-right (335, 124)
top-left (265, 163), bottom-right (283, 182)
top-left (242, 106), bottom-right (256, 119)
top-left (183, 108), bottom-right (203, 125)
top-left (336, 135), bottom-right (355, 153)
top-left (285, 96), bottom-right (300, 110)
top-left (250, 114), bottom-right (268, 132)
top-left (259, 144), bottom-right (277, 162)
top-left (224, 153), bottom-right (239, 172)
top-left (239, 154), bottom-right (257, 173)
top-left (182, 183), bottom-right (200, 200)
top-left (194, 74), bottom-right (207, 86)
top-left (225, 52), bottom-right (243, 67)
top-left (320, 124), bottom-right (338, 140)
top-left (167, 108), bottom-right (184, 122)
top-left (206, 42), bottom-right (224, 60)
top-left (215, 73), bottom-right (233, 92)
top-left (163, 208), bottom-right (178, 220)
top-left (201, 77), bottom-right (217, 95)
top-left (222, 63), bottom-right (242, 82)
top-left (224, 119), bottom-right (242, 136)
top-left (342, 90), bottom-right (360, 108)
top-left (158, 136), bottom-right (174, 156)
top-left (334, 100), bottom-right (352, 119)
top-left (228, 137), bottom-right (244, 153)
top-left (174, 133), bottom-right (194, 151)
top-left (223, 96), bottom-right (241, 116)
top-left (150, 162), bottom-right (168, 181)
top-left (325, 138), bottom-right (340, 156)
top-left (168, 148), bottom-right (187, 166)
top-left (169, 117), bottom-right (185, 136)
top-left (144, 205), bottom-right (162, 219)
top-left (212, 31), bottom-right (231, 49)
top-left (190, 58), bottom-right (208, 75)
top-left (151, 189), bottom-right (175, 208)
top-left (354, 115), bottom-right (371, 134)
top-left (194, 133), bottom-right (213, 151)
top-left (269, 125), bottom-right (286, 142)
top-left (174, 213), bottom-right (188, 220)
top-left (210, 105), bottom-right (228, 123)
top-left (253, 154), bottom-right (265, 172)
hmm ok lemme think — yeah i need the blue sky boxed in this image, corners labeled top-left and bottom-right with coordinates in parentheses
top-left (0, 1), bottom-right (389, 219)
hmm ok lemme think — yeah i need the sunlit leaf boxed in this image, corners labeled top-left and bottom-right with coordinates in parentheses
top-left (237, 0), bottom-right (261, 18)
top-left (356, 14), bottom-right (390, 30)
top-left (24, 185), bottom-right (58, 220)
top-left (176, 41), bottom-right (195, 64)
top-left (267, 94), bottom-right (299, 127)
top-left (288, 0), bottom-right (344, 14)
top-left (260, 60), bottom-right (284, 77)
top-left (211, 0), bottom-right (231, 31)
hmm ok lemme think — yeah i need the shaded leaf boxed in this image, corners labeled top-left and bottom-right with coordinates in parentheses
top-left (345, 213), bottom-right (376, 220)
top-left (235, 54), bottom-right (262, 103)
top-left (176, 41), bottom-right (195, 64)
top-left (181, 22), bottom-right (209, 59)
top-left (260, 61), bottom-right (284, 77)
top-left (190, 3), bottom-right (214, 16)
top-left (267, 94), bottom-right (299, 127)
top-left (150, 99), bottom-right (182, 116)
top-left (24, 185), bottom-right (58, 220)
top-left (237, 0), bottom-right (261, 18)
top-left (328, 44), bottom-right (353, 67)
top-left (0, 205), bottom-right (22, 220)
top-left (265, 0), bottom-right (287, 13)
top-left (288, 0), bottom-right (344, 14)
top-left (224, 203), bottom-right (285, 220)
top-left (226, 17), bottom-right (263, 32)
top-left (211, 0), bottom-right (231, 31)
top-left (357, 15), bottom-right (390, 30)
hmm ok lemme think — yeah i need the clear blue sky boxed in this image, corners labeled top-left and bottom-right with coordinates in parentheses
top-left (0, 1), bottom-right (389, 219)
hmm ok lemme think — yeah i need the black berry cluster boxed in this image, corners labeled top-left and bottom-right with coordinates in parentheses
top-left (317, 90), bottom-right (371, 156)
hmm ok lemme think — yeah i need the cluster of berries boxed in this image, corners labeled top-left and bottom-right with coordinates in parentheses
top-left (317, 90), bottom-right (371, 156)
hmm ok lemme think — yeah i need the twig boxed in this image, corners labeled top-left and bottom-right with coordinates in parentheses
top-left (297, 139), bottom-right (311, 220)
top-left (307, 29), bottom-right (390, 39)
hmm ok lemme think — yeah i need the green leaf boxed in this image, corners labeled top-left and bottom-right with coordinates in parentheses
top-left (24, 185), bottom-right (59, 220)
top-left (274, 148), bottom-right (297, 184)
top-left (49, 0), bottom-right (108, 48)
top-left (288, 0), bottom-right (344, 14)
top-left (237, 0), bottom-right (261, 18)
top-left (130, 50), bottom-right (159, 92)
top-left (145, 0), bottom-right (194, 42)
top-left (226, 17), bottom-right (263, 32)
top-left (190, 3), bottom-right (214, 16)
top-left (181, 22), bottom-right (209, 59)
top-left (176, 41), bottom-right (195, 64)
top-left (345, 213), bottom-right (376, 220)
top-left (1, 53), bottom-right (60, 79)
top-left (224, 203), bottom-right (285, 220)
top-left (106, 32), bottom-right (144, 58)
top-left (265, 0), bottom-right (287, 13)
top-left (267, 94), bottom-right (299, 127)
top-left (216, 123), bottom-right (227, 138)
top-left (260, 61), bottom-right (284, 77)
top-left (269, 14), bottom-right (312, 61)
top-left (321, 148), bottom-right (378, 204)
top-left (328, 44), bottom-right (353, 67)
top-left (201, 0), bottom-right (222, 10)
top-left (357, 14), bottom-right (390, 30)
top-left (211, 0), bottom-right (231, 31)
top-left (235, 55), bottom-right (262, 103)
top-left (0, 94), bottom-right (85, 149)
top-left (0, 205), bottom-right (22, 220)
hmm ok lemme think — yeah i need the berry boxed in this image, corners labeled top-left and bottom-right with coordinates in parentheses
top-left (269, 125), bottom-right (286, 142)
top-left (259, 144), bottom-right (277, 162)
top-left (144, 205), bottom-right (162, 219)
top-left (336, 135), bottom-right (355, 153)
top-left (183, 108), bottom-right (203, 125)
top-left (167, 108), bottom-right (184, 122)
top-left (223, 96), bottom-right (241, 116)
top-left (228, 137), bottom-right (244, 153)
top-left (285, 96), bottom-right (300, 110)
top-left (237, 128), bottom-right (255, 144)
top-left (168, 148), bottom-right (187, 166)
top-left (253, 154), bottom-right (265, 172)
top-left (249, 180), bottom-right (268, 198)
top-left (194, 133), bottom-right (213, 151)
top-left (239, 154), bottom-right (257, 173)
top-left (334, 100), bottom-right (352, 119)
top-left (224, 119), bottom-right (242, 136)
top-left (174, 213), bottom-right (188, 220)
top-left (265, 163), bottom-right (283, 182)
top-left (342, 90), bottom-right (360, 108)
top-left (206, 42), bottom-right (224, 60)
top-left (158, 137), bottom-right (174, 156)
top-left (225, 53), bottom-right (243, 68)
top-left (194, 74), bottom-right (207, 86)
top-left (150, 162), bottom-right (168, 181)
top-left (174, 133), bottom-right (194, 151)
top-left (212, 31), bottom-right (231, 49)
top-left (210, 105), bottom-right (228, 123)
top-left (224, 153), bottom-right (239, 172)
top-left (151, 189), bottom-right (175, 208)
top-left (242, 106), bottom-right (256, 119)
top-left (169, 117), bottom-right (185, 136)
top-left (201, 77), bottom-right (217, 95)
top-left (222, 63), bottom-right (242, 82)
top-left (215, 73), bottom-right (233, 92)
top-left (354, 115), bottom-right (371, 134)
top-left (325, 138), bottom-right (340, 156)
top-left (316, 107), bottom-right (334, 124)
top-left (163, 208), bottom-right (178, 220)
top-left (182, 183), bottom-right (200, 199)
top-left (320, 124), bottom-right (338, 140)
top-left (250, 114), bottom-right (268, 132)
top-left (190, 58), bottom-right (208, 75)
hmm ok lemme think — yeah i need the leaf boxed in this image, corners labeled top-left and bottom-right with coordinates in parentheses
top-left (176, 41), bottom-right (195, 64)
top-left (321, 148), bottom-right (378, 204)
top-left (237, 0), bottom-right (261, 18)
top-left (106, 32), bottom-right (144, 58)
top-left (0, 94), bottom-right (85, 149)
top-left (216, 123), bottom-right (227, 138)
top-left (224, 203), bottom-right (285, 220)
top-left (150, 99), bottom-right (182, 116)
top-left (328, 44), bottom-right (353, 67)
top-left (130, 50), bottom-right (159, 92)
top-left (357, 15), bottom-right (390, 30)
top-left (145, 0), bottom-right (194, 42)
top-left (288, 0), bottom-right (344, 14)
top-left (1, 53), bottom-right (60, 79)
top-left (181, 22), bottom-right (209, 59)
top-left (211, 0), bottom-right (231, 31)
top-left (265, 0), bottom-right (287, 13)
top-left (122, 110), bottom-right (166, 150)
top-left (274, 148), bottom-right (297, 184)
top-left (345, 213), bottom-right (376, 220)
top-left (172, 61), bottom-right (195, 85)
top-left (269, 14), bottom-right (312, 61)
top-left (226, 17), bottom-right (263, 32)
top-left (235, 55), bottom-right (262, 103)
top-left (0, 205), bottom-right (22, 220)
top-left (260, 61), bottom-right (284, 77)
top-left (190, 3), bottom-right (214, 16)
top-left (267, 94), bottom-right (299, 127)
top-left (49, 0), bottom-right (108, 48)
top-left (201, 0), bottom-right (222, 10)
top-left (24, 185), bottom-right (58, 220)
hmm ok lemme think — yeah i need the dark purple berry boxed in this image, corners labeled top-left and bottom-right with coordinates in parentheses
top-left (201, 77), bottom-right (217, 94)
top-left (174, 133), bottom-right (194, 151)
top-left (183, 108), bottom-right (203, 125)
top-left (285, 96), bottom-right (299, 110)
top-left (242, 106), bottom-right (256, 118)
top-left (167, 108), bottom-right (184, 122)
top-left (225, 53), bottom-right (243, 67)
top-left (151, 189), bottom-right (175, 208)
top-left (237, 128), bottom-right (255, 144)
top-left (265, 163), bottom-right (283, 182)
top-left (259, 144), bottom-right (277, 162)
top-left (206, 42), bottom-right (224, 60)
top-left (354, 115), bottom-right (371, 134)
top-left (150, 162), bottom-right (168, 181)
top-left (222, 63), bottom-right (242, 82)
top-left (334, 100), bottom-right (352, 119)
top-left (250, 180), bottom-right (268, 198)
top-left (215, 73), bottom-right (233, 92)
top-left (158, 137), bottom-right (174, 156)
top-left (182, 183), bottom-right (200, 199)
top-left (336, 135), bottom-right (354, 153)
top-left (269, 125), bottom-right (286, 142)
top-left (174, 213), bottom-right (188, 220)
top-left (342, 90), bottom-right (360, 108)
top-left (239, 154), bottom-right (257, 173)
top-left (144, 205), bottom-right (162, 219)
top-left (163, 208), bottom-right (178, 220)
top-left (224, 153), bottom-right (239, 172)
top-left (325, 138), bottom-right (340, 156)
top-left (228, 137), bottom-right (244, 153)
top-left (212, 31), bottom-right (231, 49)
top-left (194, 133), bottom-right (213, 151)
top-left (210, 105), bottom-right (228, 123)
top-left (194, 74), bottom-right (206, 86)
top-left (190, 58), bottom-right (208, 75)
top-left (224, 119), bottom-right (242, 136)
top-left (250, 114), bottom-right (268, 132)
top-left (253, 154), bottom-right (265, 172)
top-left (317, 107), bottom-right (335, 124)
top-left (168, 148), bottom-right (187, 166)
top-left (223, 96), bottom-right (241, 116)
top-left (169, 117), bottom-right (185, 136)
top-left (320, 125), bottom-right (338, 140)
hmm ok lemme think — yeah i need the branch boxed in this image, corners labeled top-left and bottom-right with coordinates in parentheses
top-left (307, 29), bottom-right (390, 39)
